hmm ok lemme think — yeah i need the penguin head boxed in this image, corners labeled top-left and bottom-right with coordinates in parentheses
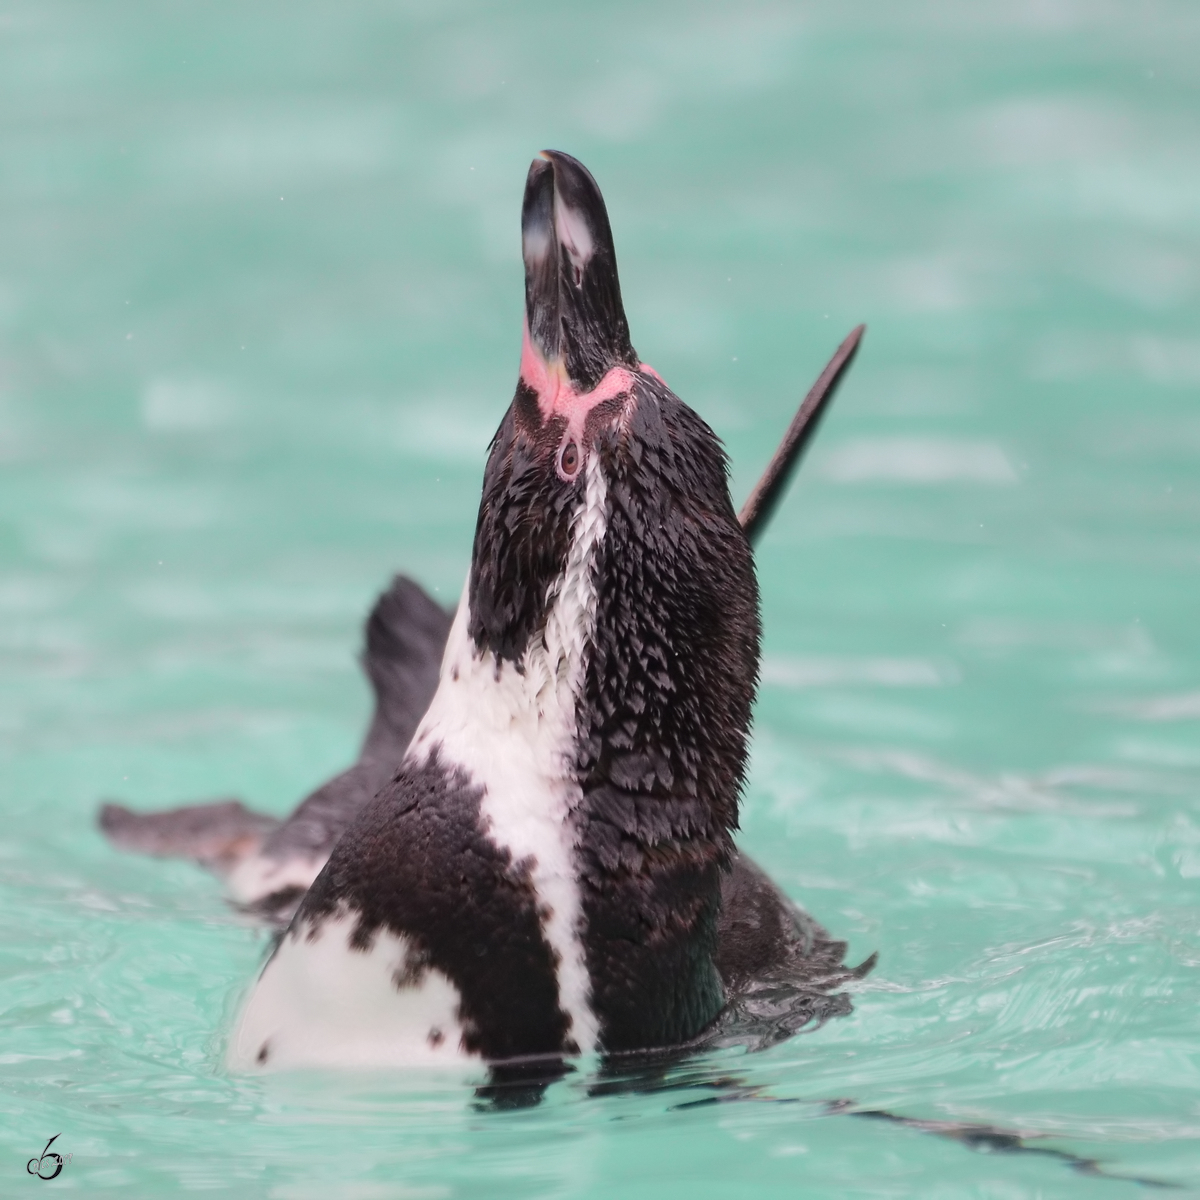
top-left (467, 153), bottom-right (759, 779)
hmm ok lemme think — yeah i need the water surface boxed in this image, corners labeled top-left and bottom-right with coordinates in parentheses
top-left (2, 0), bottom-right (1199, 1194)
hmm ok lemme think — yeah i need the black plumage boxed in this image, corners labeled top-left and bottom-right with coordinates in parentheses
top-left (573, 376), bottom-right (760, 1050)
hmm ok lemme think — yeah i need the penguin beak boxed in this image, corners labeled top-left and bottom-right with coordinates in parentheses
top-left (521, 150), bottom-right (637, 392)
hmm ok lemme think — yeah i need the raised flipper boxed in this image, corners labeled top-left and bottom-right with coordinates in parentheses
top-left (245, 575), bottom-right (452, 866)
top-left (357, 573), bottom-right (454, 767)
top-left (98, 575), bottom-right (452, 922)
top-left (739, 325), bottom-right (864, 545)
top-left (257, 571), bottom-right (454, 865)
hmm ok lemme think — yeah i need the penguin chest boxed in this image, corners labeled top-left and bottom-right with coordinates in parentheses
top-left (228, 734), bottom-right (587, 1069)
top-left (406, 602), bottom-right (601, 1057)
top-left (228, 910), bottom-right (474, 1071)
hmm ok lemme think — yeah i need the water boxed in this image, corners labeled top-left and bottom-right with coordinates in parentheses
top-left (2, 0), bottom-right (1199, 1193)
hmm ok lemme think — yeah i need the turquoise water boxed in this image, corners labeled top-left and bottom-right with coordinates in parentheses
top-left (3, 0), bottom-right (1199, 1193)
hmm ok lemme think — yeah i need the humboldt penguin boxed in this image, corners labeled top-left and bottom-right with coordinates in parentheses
top-left (226, 151), bottom-right (865, 1070)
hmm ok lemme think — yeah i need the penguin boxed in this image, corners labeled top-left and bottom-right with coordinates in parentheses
top-left (226, 151), bottom-right (868, 1071)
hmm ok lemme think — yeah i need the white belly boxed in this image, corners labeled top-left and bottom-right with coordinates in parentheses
top-left (228, 910), bottom-right (476, 1071)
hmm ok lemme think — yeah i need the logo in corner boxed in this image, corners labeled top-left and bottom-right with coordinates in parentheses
top-left (27, 1135), bottom-right (70, 1181)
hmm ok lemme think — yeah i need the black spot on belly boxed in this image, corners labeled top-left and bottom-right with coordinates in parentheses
top-left (428, 1027), bottom-right (444, 1048)
top-left (393, 946), bottom-right (431, 990)
top-left (256, 1042), bottom-right (270, 1065)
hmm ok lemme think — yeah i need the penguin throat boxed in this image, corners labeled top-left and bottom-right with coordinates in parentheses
top-left (519, 321), bottom-right (659, 445)
top-left (442, 456), bottom-right (607, 734)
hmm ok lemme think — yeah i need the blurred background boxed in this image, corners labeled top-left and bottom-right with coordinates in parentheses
top-left (2, 0), bottom-right (1198, 1195)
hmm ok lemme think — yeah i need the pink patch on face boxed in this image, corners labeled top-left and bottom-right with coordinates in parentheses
top-left (519, 321), bottom-right (639, 446)
top-left (639, 363), bottom-right (665, 384)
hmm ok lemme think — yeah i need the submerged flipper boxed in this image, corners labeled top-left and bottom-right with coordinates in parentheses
top-left (97, 799), bottom-right (279, 873)
top-left (714, 852), bottom-right (875, 1049)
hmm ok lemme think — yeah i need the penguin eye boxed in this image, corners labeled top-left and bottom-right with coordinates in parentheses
top-left (559, 442), bottom-right (579, 478)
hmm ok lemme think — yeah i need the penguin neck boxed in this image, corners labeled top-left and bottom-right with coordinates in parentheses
top-left (410, 450), bottom-right (610, 800)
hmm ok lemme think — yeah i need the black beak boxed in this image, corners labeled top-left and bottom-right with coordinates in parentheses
top-left (521, 151), bottom-right (637, 392)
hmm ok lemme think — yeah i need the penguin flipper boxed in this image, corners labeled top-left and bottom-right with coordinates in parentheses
top-left (97, 799), bottom-right (279, 874)
top-left (715, 850), bottom-right (874, 1046)
top-left (248, 575), bottom-right (453, 870)
top-left (738, 325), bottom-right (865, 546)
top-left (200, 577), bottom-right (454, 926)
top-left (256, 761), bottom-right (378, 865)
top-left (97, 576), bottom-right (451, 923)
top-left (358, 574), bottom-right (453, 764)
